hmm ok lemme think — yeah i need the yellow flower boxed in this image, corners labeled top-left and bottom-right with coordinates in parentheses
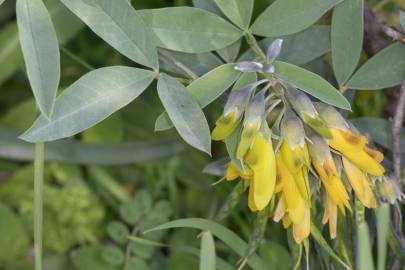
top-left (225, 161), bottom-right (252, 181)
top-left (212, 108), bottom-right (240, 141)
top-left (245, 133), bottom-right (276, 211)
top-left (329, 128), bottom-right (384, 176)
top-left (308, 134), bottom-right (351, 213)
top-left (342, 157), bottom-right (377, 208)
top-left (293, 203), bottom-right (310, 244)
top-left (276, 155), bottom-right (306, 224)
top-left (322, 195), bottom-right (338, 239)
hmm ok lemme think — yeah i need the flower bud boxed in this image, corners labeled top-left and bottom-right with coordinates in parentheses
top-left (376, 176), bottom-right (404, 204)
top-left (235, 61), bottom-right (263, 72)
top-left (287, 87), bottom-right (332, 138)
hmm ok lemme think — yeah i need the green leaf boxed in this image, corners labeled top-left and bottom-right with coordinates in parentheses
top-left (0, 0), bottom-right (83, 85)
top-left (0, 0), bottom-right (5, 5)
top-left (400, 11), bottom-right (405, 31)
top-left (357, 223), bottom-right (375, 270)
top-left (101, 246), bottom-right (124, 266)
top-left (193, 0), bottom-right (222, 16)
top-left (200, 231), bottom-right (216, 270)
top-left (259, 241), bottom-right (292, 270)
top-left (251, 0), bottom-right (342, 37)
top-left (331, 0), bottom-right (364, 85)
top-left (0, 126), bottom-right (184, 164)
top-left (126, 258), bottom-right (148, 270)
top-left (347, 43), bottom-right (405, 89)
top-left (350, 117), bottom-right (405, 153)
top-left (157, 74), bottom-right (211, 154)
top-left (82, 113), bottom-right (124, 144)
top-left (273, 61), bottom-right (351, 110)
top-left (144, 218), bottom-right (268, 270)
top-left (107, 221), bottom-right (130, 244)
top-left (20, 66), bottom-right (155, 142)
top-left (16, 0), bottom-right (60, 118)
top-left (139, 7), bottom-right (243, 53)
top-left (61, 0), bottom-right (158, 68)
top-left (0, 203), bottom-right (30, 264)
top-left (213, 0), bottom-right (254, 29)
top-left (239, 26), bottom-right (331, 66)
top-left (155, 64), bottom-right (240, 131)
top-left (217, 39), bottom-right (241, 63)
top-left (310, 223), bottom-right (351, 270)
top-left (375, 204), bottom-right (390, 270)
top-left (71, 245), bottom-right (118, 270)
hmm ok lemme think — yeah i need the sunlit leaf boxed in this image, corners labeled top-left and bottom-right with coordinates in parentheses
top-left (332, 0), bottom-right (364, 85)
top-left (20, 67), bottom-right (155, 142)
top-left (16, 0), bottom-right (60, 117)
top-left (347, 43), bottom-right (405, 89)
top-left (61, 0), bottom-right (158, 68)
top-left (157, 74), bottom-right (211, 154)
top-left (251, 0), bottom-right (342, 37)
top-left (273, 61), bottom-right (351, 110)
top-left (139, 7), bottom-right (243, 53)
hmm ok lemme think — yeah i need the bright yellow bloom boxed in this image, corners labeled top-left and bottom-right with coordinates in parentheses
top-left (245, 133), bottom-right (276, 211)
top-left (276, 155), bottom-right (306, 224)
top-left (293, 203), bottom-right (310, 244)
top-left (236, 118), bottom-right (261, 159)
top-left (322, 195), bottom-right (338, 239)
top-left (342, 157), bottom-right (377, 208)
top-left (308, 134), bottom-right (351, 213)
top-left (212, 109), bottom-right (239, 141)
top-left (225, 161), bottom-right (252, 181)
top-left (328, 128), bottom-right (384, 176)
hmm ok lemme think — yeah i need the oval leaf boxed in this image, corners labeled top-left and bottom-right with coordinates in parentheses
top-left (251, 0), bottom-right (342, 37)
top-left (347, 43), bottom-right (405, 89)
top-left (16, 0), bottom-right (60, 118)
top-left (332, 0), bottom-right (364, 85)
top-left (239, 26), bottom-right (331, 66)
top-left (139, 7), bottom-right (243, 53)
top-left (20, 66), bottom-right (155, 142)
top-left (144, 218), bottom-right (268, 270)
top-left (61, 0), bottom-right (158, 68)
top-left (155, 64), bottom-right (240, 131)
top-left (213, 0), bottom-right (253, 29)
top-left (273, 61), bottom-right (351, 110)
top-left (200, 231), bottom-right (216, 270)
top-left (157, 74), bottom-right (211, 154)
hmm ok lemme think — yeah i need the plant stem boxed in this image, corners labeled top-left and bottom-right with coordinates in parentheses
top-left (61, 47), bottom-right (95, 71)
top-left (244, 31), bottom-right (266, 62)
top-left (34, 142), bottom-right (45, 270)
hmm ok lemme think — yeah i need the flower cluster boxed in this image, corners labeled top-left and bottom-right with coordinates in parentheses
top-left (211, 40), bottom-right (385, 243)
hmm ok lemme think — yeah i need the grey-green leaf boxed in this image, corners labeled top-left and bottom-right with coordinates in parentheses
top-left (200, 231), bottom-right (216, 270)
top-left (213, 0), bottom-right (253, 29)
top-left (155, 64), bottom-right (240, 131)
top-left (357, 223), bottom-right (375, 270)
top-left (20, 67), bottom-right (155, 142)
top-left (16, 0), bottom-right (60, 118)
top-left (376, 204), bottom-right (390, 270)
top-left (251, 0), bottom-right (342, 37)
top-left (332, 0), bottom-right (364, 86)
top-left (144, 218), bottom-right (268, 270)
top-left (400, 11), bottom-right (405, 31)
top-left (139, 7), bottom-right (243, 53)
top-left (239, 26), bottom-right (331, 66)
top-left (347, 43), bottom-right (405, 89)
top-left (273, 61), bottom-right (351, 110)
top-left (157, 74), bottom-right (211, 154)
top-left (61, 0), bottom-right (158, 68)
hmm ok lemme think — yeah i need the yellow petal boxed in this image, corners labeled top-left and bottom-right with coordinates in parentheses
top-left (211, 109), bottom-right (239, 141)
top-left (292, 168), bottom-right (311, 201)
top-left (248, 180), bottom-right (258, 212)
top-left (273, 196), bottom-right (286, 222)
top-left (302, 113), bottom-right (332, 139)
top-left (364, 146), bottom-right (384, 163)
top-left (343, 150), bottom-right (385, 176)
top-left (277, 155), bottom-right (305, 224)
top-left (236, 119), bottom-right (261, 159)
top-left (225, 162), bottom-right (240, 181)
top-left (329, 128), bottom-right (368, 151)
top-left (342, 157), bottom-right (377, 208)
top-left (293, 203), bottom-right (311, 243)
top-left (324, 196), bottom-right (337, 239)
top-left (280, 141), bottom-right (306, 173)
top-left (246, 134), bottom-right (277, 210)
top-left (282, 215), bottom-right (292, 228)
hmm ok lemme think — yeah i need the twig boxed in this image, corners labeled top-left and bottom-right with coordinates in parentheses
top-left (34, 142), bottom-right (45, 270)
top-left (392, 81), bottom-right (405, 182)
top-left (158, 50), bottom-right (198, 80)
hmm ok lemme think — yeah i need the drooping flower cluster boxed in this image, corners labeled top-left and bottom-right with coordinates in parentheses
top-left (211, 39), bottom-right (385, 243)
